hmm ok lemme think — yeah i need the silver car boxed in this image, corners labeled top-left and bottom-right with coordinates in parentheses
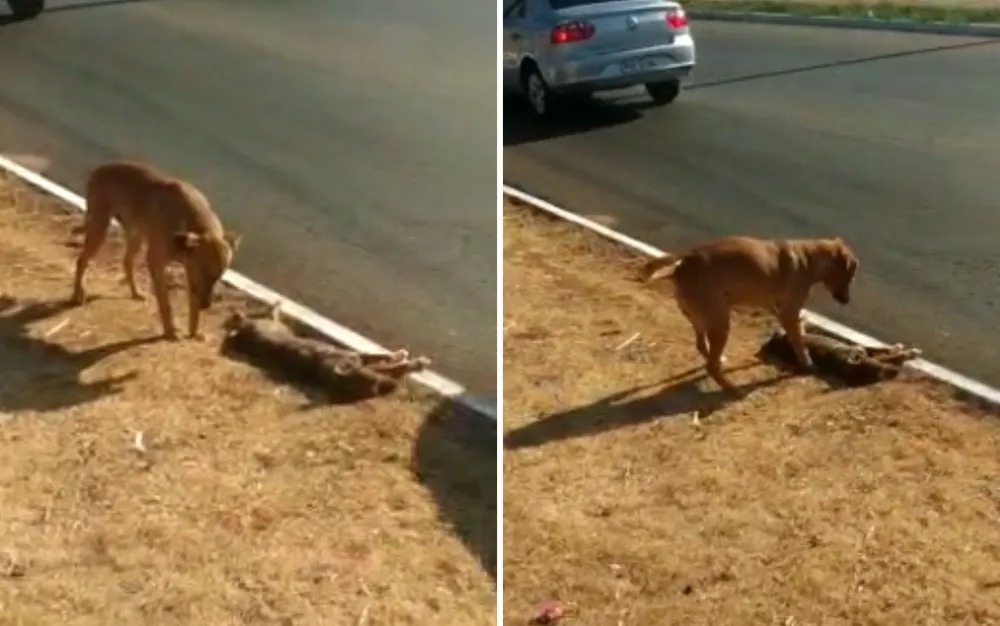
top-left (503, 0), bottom-right (696, 117)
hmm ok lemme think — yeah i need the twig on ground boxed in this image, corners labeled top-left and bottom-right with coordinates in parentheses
top-left (356, 604), bottom-right (371, 626)
top-left (43, 318), bottom-right (69, 338)
top-left (613, 332), bottom-right (641, 352)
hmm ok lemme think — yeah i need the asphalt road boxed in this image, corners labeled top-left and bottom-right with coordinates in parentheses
top-left (0, 0), bottom-right (496, 394)
top-left (505, 21), bottom-right (1000, 388)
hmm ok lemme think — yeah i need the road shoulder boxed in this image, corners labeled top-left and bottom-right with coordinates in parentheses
top-left (503, 200), bottom-right (1000, 624)
top-left (0, 174), bottom-right (496, 625)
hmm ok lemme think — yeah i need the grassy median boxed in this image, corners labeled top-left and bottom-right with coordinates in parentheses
top-left (0, 172), bottom-right (496, 626)
top-left (686, 0), bottom-right (1000, 24)
top-left (503, 197), bottom-right (1000, 625)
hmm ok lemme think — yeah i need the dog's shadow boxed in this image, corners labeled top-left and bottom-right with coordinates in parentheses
top-left (504, 364), bottom-right (790, 450)
top-left (0, 295), bottom-right (153, 414)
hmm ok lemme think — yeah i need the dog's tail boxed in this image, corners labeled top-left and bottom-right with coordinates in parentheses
top-left (639, 253), bottom-right (681, 283)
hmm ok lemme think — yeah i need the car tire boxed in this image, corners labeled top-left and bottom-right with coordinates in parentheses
top-left (645, 79), bottom-right (681, 105)
top-left (521, 64), bottom-right (554, 119)
top-left (7, 0), bottom-right (44, 19)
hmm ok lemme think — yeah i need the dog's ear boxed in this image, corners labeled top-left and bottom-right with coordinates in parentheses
top-left (173, 231), bottom-right (201, 253)
top-left (266, 300), bottom-right (283, 322)
top-left (834, 242), bottom-right (859, 276)
top-left (224, 230), bottom-right (242, 252)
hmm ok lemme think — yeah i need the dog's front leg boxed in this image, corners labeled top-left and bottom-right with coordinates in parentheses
top-left (777, 304), bottom-right (813, 372)
top-left (147, 255), bottom-right (178, 340)
top-left (185, 277), bottom-right (204, 341)
top-left (123, 233), bottom-right (146, 301)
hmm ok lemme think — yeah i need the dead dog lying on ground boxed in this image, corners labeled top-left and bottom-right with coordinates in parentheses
top-left (759, 322), bottom-right (922, 387)
top-left (222, 302), bottom-right (431, 403)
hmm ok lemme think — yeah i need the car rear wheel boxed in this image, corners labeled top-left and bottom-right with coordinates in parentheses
top-left (7, 0), bottom-right (44, 19)
top-left (645, 79), bottom-right (681, 105)
top-left (521, 65), bottom-right (553, 118)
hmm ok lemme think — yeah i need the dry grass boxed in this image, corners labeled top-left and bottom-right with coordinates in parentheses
top-left (686, 0), bottom-right (1000, 22)
top-left (692, 0), bottom-right (998, 7)
top-left (502, 199), bottom-right (1000, 625)
top-left (0, 174), bottom-right (496, 626)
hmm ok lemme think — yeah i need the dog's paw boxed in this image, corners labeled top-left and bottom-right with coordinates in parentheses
top-left (162, 330), bottom-right (181, 342)
top-left (796, 361), bottom-right (818, 375)
top-left (387, 349), bottom-right (409, 363)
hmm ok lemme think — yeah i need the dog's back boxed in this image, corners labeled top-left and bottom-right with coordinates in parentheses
top-left (83, 161), bottom-right (168, 231)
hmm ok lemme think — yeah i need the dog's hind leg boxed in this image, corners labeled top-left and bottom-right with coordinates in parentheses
top-left (705, 311), bottom-right (737, 392)
top-left (678, 304), bottom-right (710, 360)
top-left (71, 208), bottom-right (112, 306)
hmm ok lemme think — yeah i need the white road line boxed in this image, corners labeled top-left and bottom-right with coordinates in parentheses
top-left (0, 154), bottom-right (496, 421)
top-left (504, 184), bottom-right (1000, 408)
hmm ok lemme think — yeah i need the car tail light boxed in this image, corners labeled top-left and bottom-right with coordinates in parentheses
top-left (666, 8), bottom-right (689, 30)
top-left (550, 21), bottom-right (596, 44)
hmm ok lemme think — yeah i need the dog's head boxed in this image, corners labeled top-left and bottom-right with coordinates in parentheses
top-left (820, 237), bottom-right (859, 305)
top-left (222, 310), bottom-right (249, 333)
top-left (174, 230), bottom-right (242, 309)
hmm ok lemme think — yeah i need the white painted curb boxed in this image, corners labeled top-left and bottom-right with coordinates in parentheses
top-left (0, 155), bottom-right (496, 422)
top-left (504, 184), bottom-right (1000, 408)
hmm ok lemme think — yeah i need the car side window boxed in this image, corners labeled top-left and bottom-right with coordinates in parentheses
top-left (504, 0), bottom-right (526, 20)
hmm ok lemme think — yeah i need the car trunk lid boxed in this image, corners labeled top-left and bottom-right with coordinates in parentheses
top-left (549, 0), bottom-right (686, 54)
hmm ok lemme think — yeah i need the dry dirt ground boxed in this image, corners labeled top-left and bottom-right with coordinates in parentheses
top-left (503, 199), bottom-right (1000, 626)
top-left (0, 173), bottom-right (496, 626)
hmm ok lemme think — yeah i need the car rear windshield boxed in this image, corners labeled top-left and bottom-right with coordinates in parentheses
top-left (548, 0), bottom-right (624, 8)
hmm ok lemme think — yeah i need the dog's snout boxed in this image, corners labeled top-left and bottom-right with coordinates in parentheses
top-left (834, 291), bottom-right (850, 305)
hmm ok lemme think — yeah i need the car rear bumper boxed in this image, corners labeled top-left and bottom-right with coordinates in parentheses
top-left (542, 36), bottom-right (696, 93)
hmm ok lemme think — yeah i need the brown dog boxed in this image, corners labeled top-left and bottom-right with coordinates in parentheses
top-left (71, 161), bottom-right (241, 340)
top-left (641, 235), bottom-right (859, 392)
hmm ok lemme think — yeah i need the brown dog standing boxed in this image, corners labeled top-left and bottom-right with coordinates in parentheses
top-left (641, 236), bottom-right (859, 392)
top-left (71, 161), bottom-right (241, 340)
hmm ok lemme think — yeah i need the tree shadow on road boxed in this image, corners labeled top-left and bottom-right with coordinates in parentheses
top-left (412, 397), bottom-right (496, 580)
top-left (44, 0), bottom-right (165, 14)
top-left (1, 0), bottom-right (165, 24)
